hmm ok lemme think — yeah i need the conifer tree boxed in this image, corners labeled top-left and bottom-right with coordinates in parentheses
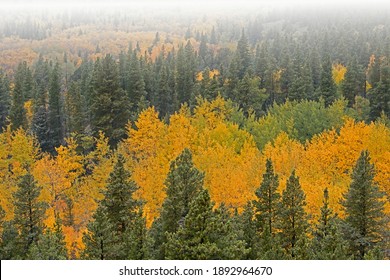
top-left (318, 54), bottom-right (337, 106)
top-left (100, 154), bottom-right (144, 259)
top-left (127, 51), bottom-right (147, 113)
top-left (165, 189), bottom-right (246, 260)
top-left (153, 148), bottom-right (204, 259)
top-left (279, 170), bottom-right (309, 259)
top-left (10, 62), bottom-right (28, 130)
top-left (0, 70), bottom-right (10, 130)
top-left (48, 62), bottom-right (63, 152)
top-left (0, 221), bottom-right (20, 259)
top-left (13, 172), bottom-right (48, 258)
top-left (91, 55), bottom-right (130, 147)
top-left (310, 188), bottom-right (349, 259)
top-left (82, 206), bottom-right (120, 260)
top-left (341, 57), bottom-right (365, 107)
top-left (253, 159), bottom-right (280, 235)
top-left (27, 216), bottom-right (67, 260)
top-left (236, 202), bottom-right (259, 259)
top-left (341, 150), bottom-right (387, 259)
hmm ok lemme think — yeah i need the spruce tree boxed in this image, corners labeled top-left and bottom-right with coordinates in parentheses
top-left (341, 150), bottom-right (387, 259)
top-left (27, 216), bottom-right (67, 260)
top-left (100, 154), bottom-right (144, 259)
top-left (253, 159), bottom-right (281, 235)
top-left (91, 55), bottom-right (130, 147)
top-left (341, 57), bottom-right (365, 107)
top-left (13, 172), bottom-right (48, 258)
top-left (279, 170), bottom-right (309, 259)
top-left (318, 54), bottom-right (337, 107)
top-left (127, 51), bottom-right (147, 113)
top-left (0, 221), bottom-right (20, 259)
top-left (48, 62), bottom-right (63, 152)
top-left (236, 202), bottom-right (260, 259)
top-left (310, 188), bottom-right (349, 259)
top-left (0, 70), bottom-right (10, 130)
top-left (82, 207), bottom-right (120, 260)
top-left (153, 148), bottom-right (204, 259)
top-left (9, 62), bottom-right (28, 130)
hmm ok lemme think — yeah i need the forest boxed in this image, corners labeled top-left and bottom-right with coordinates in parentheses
top-left (0, 2), bottom-right (389, 260)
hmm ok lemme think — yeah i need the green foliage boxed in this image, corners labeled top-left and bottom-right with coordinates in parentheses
top-left (310, 188), bottom-right (349, 259)
top-left (0, 70), bottom-right (10, 130)
top-left (245, 99), bottom-right (347, 150)
top-left (13, 172), bottom-right (48, 258)
top-left (48, 62), bottom-right (63, 152)
top-left (91, 55), bottom-right (130, 147)
top-left (341, 150), bottom-right (387, 259)
top-left (9, 62), bottom-right (29, 130)
top-left (279, 170), bottom-right (309, 259)
top-left (82, 207), bottom-right (120, 260)
top-left (253, 159), bottom-right (280, 235)
top-left (27, 217), bottom-right (67, 260)
top-left (165, 189), bottom-right (246, 260)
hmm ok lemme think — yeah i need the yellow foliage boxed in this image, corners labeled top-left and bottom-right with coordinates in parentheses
top-left (24, 100), bottom-right (33, 128)
top-left (332, 63), bottom-right (347, 85)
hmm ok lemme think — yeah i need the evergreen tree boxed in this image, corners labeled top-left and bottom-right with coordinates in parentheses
top-left (341, 150), bottom-right (387, 259)
top-left (236, 202), bottom-right (259, 259)
top-left (176, 41), bottom-right (196, 106)
top-left (165, 189), bottom-right (246, 260)
top-left (9, 62), bottom-right (28, 130)
top-left (233, 73), bottom-right (267, 116)
top-left (341, 57), bottom-right (365, 107)
top-left (127, 51), bottom-right (147, 113)
top-left (48, 62), bottom-right (63, 152)
top-left (318, 54), bottom-right (337, 106)
top-left (0, 70), bottom-right (10, 130)
top-left (253, 159), bottom-right (281, 235)
top-left (82, 207), bottom-right (120, 260)
top-left (13, 172), bottom-right (48, 258)
top-left (0, 221), bottom-right (20, 259)
top-left (66, 81), bottom-right (84, 135)
top-left (100, 154), bottom-right (144, 259)
top-left (310, 188), bottom-right (349, 259)
top-left (368, 61), bottom-right (390, 120)
top-left (154, 148), bottom-right (204, 259)
top-left (27, 216), bottom-right (67, 260)
top-left (91, 55), bottom-right (130, 147)
top-left (279, 170), bottom-right (309, 259)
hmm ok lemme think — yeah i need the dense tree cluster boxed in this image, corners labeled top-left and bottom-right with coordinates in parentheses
top-left (0, 4), bottom-right (389, 260)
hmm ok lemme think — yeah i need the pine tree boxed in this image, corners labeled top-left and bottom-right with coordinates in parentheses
top-left (91, 55), bottom-right (131, 147)
top-left (165, 189), bottom-right (245, 260)
top-left (341, 57), bottom-right (365, 107)
top-left (253, 159), bottom-right (281, 235)
top-left (0, 70), bottom-right (10, 130)
top-left (236, 202), bottom-right (259, 259)
top-left (82, 207), bottom-right (120, 260)
top-left (318, 54), bottom-right (337, 107)
top-left (100, 154), bottom-right (144, 259)
top-left (13, 172), bottom-right (48, 258)
top-left (9, 62), bottom-right (28, 130)
top-left (341, 150), bottom-right (387, 259)
top-left (369, 61), bottom-right (390, 120)
top-left (48, 62), bottom-right (63, 152)
top-left (279, 170), bottom-right (309, 259)
top-left (154, 148), bottom-right (204, 259)
top-left (127, 51), bottom-right (147, 113)
top-left (0, 221), bottom-right (20, 259)
top-left (310, 188), bottom-right (349, 259)
top-left (27, 216), bottom-right (67, 259)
